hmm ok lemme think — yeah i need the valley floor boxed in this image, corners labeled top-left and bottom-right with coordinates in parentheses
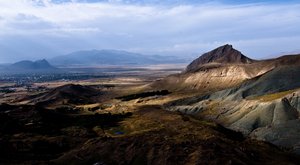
top-left (0, 66), bottom-right (300, 164)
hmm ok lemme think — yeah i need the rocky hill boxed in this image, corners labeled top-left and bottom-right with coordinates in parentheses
top-left (150, 44), bottom-right (300, 92)
top-left (155, 44), bottom-right (300, 153)
top-left (3, 59), bottom-right (57, 73)
top-left (185, 44), bottom-right (254, 72)
top-left (165, 64), bottom-right (300, 153)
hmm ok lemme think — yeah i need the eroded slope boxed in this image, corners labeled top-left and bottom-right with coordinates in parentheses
top-left (166, 66), bottom-right (300, 153)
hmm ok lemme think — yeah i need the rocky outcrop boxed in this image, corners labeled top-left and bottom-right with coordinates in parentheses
top-left (185, 44), bottom-right (254, 73)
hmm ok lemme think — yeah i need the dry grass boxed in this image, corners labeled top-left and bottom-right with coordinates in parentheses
top-left (250, 89), bottom-right (299, 102)
top-left (111, 105), bottom-right (219, 142)
top-left (197, 100), bottom-right (222, 117)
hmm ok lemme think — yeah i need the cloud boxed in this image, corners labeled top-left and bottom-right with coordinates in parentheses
top-left (0, 0), bottom-right (300, 62)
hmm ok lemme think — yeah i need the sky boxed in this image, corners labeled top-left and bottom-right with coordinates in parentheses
top-left (0, 0), bottom-right (300, 63)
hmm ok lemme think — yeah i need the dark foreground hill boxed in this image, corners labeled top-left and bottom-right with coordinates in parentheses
top-left (31, 84), bottom-right (102, 107)
top-left (0, 103), bottom-right (299, 164)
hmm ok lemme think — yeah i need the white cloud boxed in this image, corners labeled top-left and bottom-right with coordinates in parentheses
top-left (0, 0), bottom-right (300, 62)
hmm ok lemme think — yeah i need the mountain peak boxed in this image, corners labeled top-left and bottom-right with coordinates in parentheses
top-left (185, 44), bottom-right (254, 72)
top-left (36, 59), bottom-right (48, 63)
top-left (221, 44), bottom-right (233, 49)
top-left (8, 59), bottom-right (56, 72)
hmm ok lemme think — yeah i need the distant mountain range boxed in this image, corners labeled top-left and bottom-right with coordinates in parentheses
top-left (48, 50), bottom-right (190, 67)
top-left (1, 59), bottom-right (58, 73)
top-left (0, 49), bottom-right (192, 73)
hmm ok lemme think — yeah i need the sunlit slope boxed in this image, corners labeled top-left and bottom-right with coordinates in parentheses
top-left (150, 44), bottom-right (300, 93)
top-left (166, 65), bottom-right (300, 153)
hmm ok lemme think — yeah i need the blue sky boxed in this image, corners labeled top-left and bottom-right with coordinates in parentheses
top-left (0, 0), bottom-right (300, 62)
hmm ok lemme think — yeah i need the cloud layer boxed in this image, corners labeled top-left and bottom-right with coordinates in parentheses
top-left (0, 0), bottom-right (300, 62)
